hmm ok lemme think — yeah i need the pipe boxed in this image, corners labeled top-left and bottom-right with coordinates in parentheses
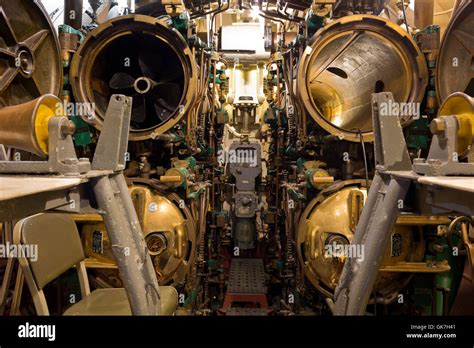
top-left (414, 0), bottom-right (434, 29)
top-left (92, 174), bottom-right (161, 315)
top-left (335, 176), bottom-right (411, 315)
top-left (64, 0), bottom-right (83, 30)
top-left (210, 1), bottom-right (230, 50)
top-left (210, 61), bottom-right (217, 210)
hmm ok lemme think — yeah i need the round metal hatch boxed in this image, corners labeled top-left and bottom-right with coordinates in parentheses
top-left (70, 15), bottom-right (198, 141)
top-left (436, 0), bottom-right (474, 104)
top-left (0, 0), bottom-right (62, 107)
top-left (297, 15), bottom-right (428, 142)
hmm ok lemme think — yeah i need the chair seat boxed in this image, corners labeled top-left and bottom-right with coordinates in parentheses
top-left (160, 286), bottom-right (179, 315)
top-left (64, 288), bottom-right (131, 315)
top-left (63, 286), bottom-right (178, 316)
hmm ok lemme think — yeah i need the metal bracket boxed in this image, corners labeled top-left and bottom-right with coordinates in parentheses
top-left (92, 95), bottom-right (132, 171)
top-left (0, 117), bottom-right (90, 174)
top-left (413, 115), bottom-right (474, 175)
top-left (372, 92), bottom-right (412, 171)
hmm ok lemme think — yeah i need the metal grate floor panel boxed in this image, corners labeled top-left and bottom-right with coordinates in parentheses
top-left (227, 258), bottom-right (267, 294)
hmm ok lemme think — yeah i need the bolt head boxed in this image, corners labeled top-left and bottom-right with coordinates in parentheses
top-left (430, 118), bottom-right (446, 135)
top-left (148, 202), bottom-right (158, 213)
top-left (60, 120), bottom-right (76, 136)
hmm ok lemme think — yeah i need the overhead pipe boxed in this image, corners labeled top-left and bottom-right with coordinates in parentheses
top-left (64, 0), bottom-right (83, 29)
top-left (414, 0), bottom-right (434, 29)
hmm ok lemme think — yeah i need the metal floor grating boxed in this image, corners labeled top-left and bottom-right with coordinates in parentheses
top-left (227, 258), bottom-right (267, 294)
top-left (225, 307), bottom-right (271, 316)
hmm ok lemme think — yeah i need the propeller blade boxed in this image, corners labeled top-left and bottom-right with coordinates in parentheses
top-left (131, 95), bottom-right (147, 123)
top-left (152, 82), bottom-right (181, 106)
top-left (136, 33), bottom-right (184, 84)
top-left (109, 72), bottom-right (135, 89)
top-left (138, 45), bottom-right (164, 80)
top-left (155, 59), bottom-right (183, 84)
top-left (154, 98), bottom-right (176, 121)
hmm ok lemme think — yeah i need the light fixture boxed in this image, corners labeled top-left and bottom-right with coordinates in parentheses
top-left (251, 4), bottom-right (260, 20)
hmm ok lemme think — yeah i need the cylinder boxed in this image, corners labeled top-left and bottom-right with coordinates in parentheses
top-left (437, 92), bottom-right (474, 156)
top-left (64, 0), bottom-right (83, 30)
top-left (414, 0), bottom-right (434, 29)
top-left (296, 15), bottom-right (428, 142)
top-left (0, 95), bottom-right (63, 158)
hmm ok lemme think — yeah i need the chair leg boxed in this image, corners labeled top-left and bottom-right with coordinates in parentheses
top-left (10, 266), bottom-right (24, 315)
top-left (0, 257), bottom-right (15, 315)
top-left (0, 221), bottom-right (15, 315)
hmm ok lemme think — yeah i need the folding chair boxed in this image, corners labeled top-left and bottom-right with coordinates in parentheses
top-left (13, 213), bottom-right (177, 315)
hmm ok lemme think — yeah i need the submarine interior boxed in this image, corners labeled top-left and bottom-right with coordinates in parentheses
top-left (0, 0), bottom-right (473, 318)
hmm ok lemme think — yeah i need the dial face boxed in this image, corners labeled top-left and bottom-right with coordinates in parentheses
top-left (146, 232), bottom-right (168, 256)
